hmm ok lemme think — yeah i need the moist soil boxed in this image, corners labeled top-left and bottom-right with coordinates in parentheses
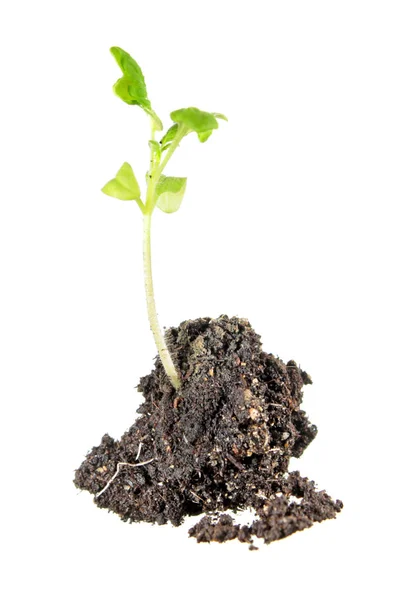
top-left (74, 315), bottom-right (342, 546)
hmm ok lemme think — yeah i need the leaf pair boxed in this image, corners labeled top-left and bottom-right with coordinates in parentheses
top-left (110, 47), bottom-right (162, 130)
top-left (102, 164), bottom-right (186, 214)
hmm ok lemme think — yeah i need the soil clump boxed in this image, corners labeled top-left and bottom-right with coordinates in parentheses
top-left (74, 315), bottom-right (342, 546)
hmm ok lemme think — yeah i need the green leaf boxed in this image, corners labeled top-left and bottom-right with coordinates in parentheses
top-left (110, 47), bottom-right (163, 130)
top-left (148, 140), bottom-right (161, 162)
top-left (110, 47), bottom-right (150, 107)
top-left (155, 175), bottom-right (187, 213)
top-left (170, 107), bottom-right (219, 133)
top-left (213, 112), bottom-right (228, 122)
top-left (160, 142), bottom-right (172, 153)
top-left (197, 130), bottom-right (213, 143)
top-left (197, 113), bottom-right (227, 142)
top-left (101, 162), bottom-right (141, 201)
top-left (110, 47), bottom-right (145, 82)
top-left (112, 77), bottom-right (137, 105)
top-left (160, 124), bottom-right (179, 146)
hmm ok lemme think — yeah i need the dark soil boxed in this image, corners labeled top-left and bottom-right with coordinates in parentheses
top-left (74, 315), bottom-right (342, 546)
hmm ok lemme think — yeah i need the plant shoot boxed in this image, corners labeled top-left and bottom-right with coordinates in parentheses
top-left (101, 47), bottom-right (227, 390)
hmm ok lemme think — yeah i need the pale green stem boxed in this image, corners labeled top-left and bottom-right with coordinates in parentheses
top-left (157, 127), bottom-right (187, 173)
top-left (146, 125), bottom-right (187, 212)
top-left (143, 212), bottom-right (180, 389)
top-left (140, 123), bottom-right (188, 390)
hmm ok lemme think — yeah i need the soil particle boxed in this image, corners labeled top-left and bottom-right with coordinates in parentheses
top-left (74, 315), bottom-right (342, 546)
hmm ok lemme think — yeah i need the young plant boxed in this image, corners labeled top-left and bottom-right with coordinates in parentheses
top-left (101, 47), bottom-right (226, 391)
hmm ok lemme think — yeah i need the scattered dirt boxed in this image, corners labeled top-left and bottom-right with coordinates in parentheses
top-left (189, 471), bottom-right (343, 545)
top-left (74, 315), bottom-right (342, 546)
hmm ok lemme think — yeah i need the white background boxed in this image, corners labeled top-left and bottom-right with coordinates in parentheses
top-left (1, 1), bottom-right (397, 598)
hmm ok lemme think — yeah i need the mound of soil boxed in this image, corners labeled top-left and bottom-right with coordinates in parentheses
top-left (74, 315), bottom-right (342, 546)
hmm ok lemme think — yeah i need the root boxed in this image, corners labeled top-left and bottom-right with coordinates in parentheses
top-left (135, 442), bottom-right (143, 461)
top-left (95, 459), bottom-right (155, 499)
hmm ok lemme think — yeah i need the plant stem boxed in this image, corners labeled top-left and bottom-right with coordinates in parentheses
top-left (142, 211), bottom-right (181, 389)
top-left (139, 123), bottom-right (188, 389)
top-left (146, 125), bottom-right (187, 213)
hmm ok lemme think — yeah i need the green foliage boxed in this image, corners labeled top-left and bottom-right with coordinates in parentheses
top-left (213, 112), bottom-right (228, 122)
top-left (155, 176), bottom-right (187, 213)
top-left (170, 107), bottom-right (227, 143)
top-left (170, 107), bottom-right (218, 133)
top-left (103, 48), bottom-right (226, 213)
top-left (148, 140), bottom-right (161, 162)
top-left (160, 124), bottom-right (179, 147)
top-left (160, 142), bottom-right (172, 153)
top-left (102, 162), bottom-right (141, 201)
top-left (110, 47), bottom-right (149, 107)
top-left (197, 130), bottom-right (213, 143)
top-left (110, 47), bottom-right (162, 130)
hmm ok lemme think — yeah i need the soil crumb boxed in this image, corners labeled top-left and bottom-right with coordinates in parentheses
top-left (74, 316), bottom-right (342, 546)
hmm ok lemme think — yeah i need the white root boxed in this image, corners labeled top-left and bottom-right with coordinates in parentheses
top-left (95, 459), bottom-right (155, 499)
top-left (135, 442), bottom-right (142, 461)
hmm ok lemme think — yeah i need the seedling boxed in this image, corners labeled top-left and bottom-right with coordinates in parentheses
top-left (75, 48), bottom-right (343, 547)
top-left (101, 47), bottom-right (227, 390)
